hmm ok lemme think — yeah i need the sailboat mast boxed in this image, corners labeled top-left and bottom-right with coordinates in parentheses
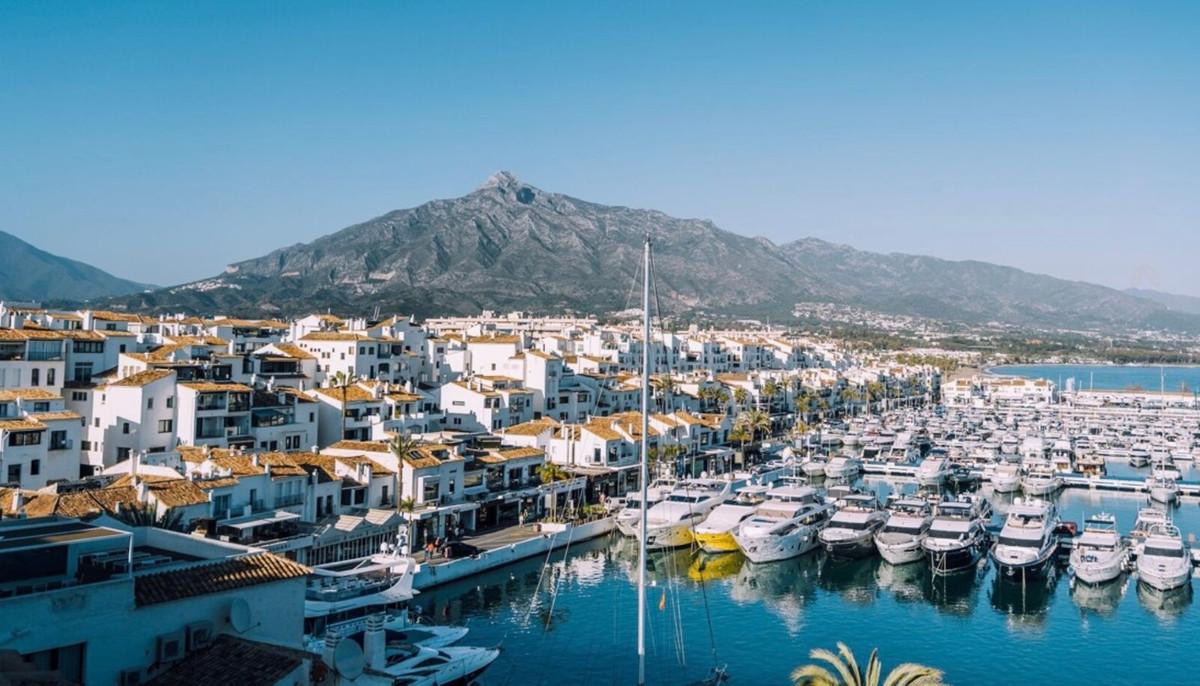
top-left (638, 235), bottom-right (651, 686)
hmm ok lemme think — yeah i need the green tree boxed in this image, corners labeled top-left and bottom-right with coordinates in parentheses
top-left (398, 496), bottom-right (418, 551)
top-left (652, 375), bottom-right (677, 412)
top-left (762, 380), bottom-right (781, 411)
top-left (733, 387), bottom-right (750, 410)
top-left (791, 642), bottom-right (943, 686)
top-left (388, 431), bottom-right (422, 508)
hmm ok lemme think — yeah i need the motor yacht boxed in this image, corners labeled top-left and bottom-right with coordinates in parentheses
top-left (615, 478), bottom-right (676, 536)
top-left (1069, 513), bottom-right (1128, 585)
top-left (922, 497), bottom-right (991, 575)
top-left (818, 493), bottom-right (888, 558)
top-left (381, 642), bottom-right (500, 685)
top-left (1131, 507), bottom-right (1170, 543)
top-left (801, 454), bottom-right (829, 478)
top-left (823, 454), bottom-right (863, 479)
top-left (1146, 473), bottom-right (1180, 504)
top-left (637, 479), bottom-right (733, 549)
top-left (732, 486), bottom-right (834, 563)
top-left (1020, 461), bottom-right (1063, 497)
top-left (990, 499), bottom-right (1060, 579)
top-left (693, 484), bottom-right (770, 553)
top-left (1137, 523), bottom-right (1192, 592)
top-left (990, 461), bottom-right (1022, 494)
top-left (874, 497), bottom-right (932, 565)
top-left (915, 457), bottom-right (953, 487)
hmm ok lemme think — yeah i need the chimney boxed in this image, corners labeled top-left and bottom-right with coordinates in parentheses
top-left (131, 451), bottom-right (141, 478)
top-left (363, 613), bottom-right (386, 671)
top-left (251, 453), bottom-right (260, 467)
top-left (12, 490), bottom-right (24, 513)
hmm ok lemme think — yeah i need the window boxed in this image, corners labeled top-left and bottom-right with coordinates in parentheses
top-left (33, 402), bottom-right (49, 412)
top-left (158, 419), bottom-right (173, 433)
top-left (73, 340), bottom-right (103, 354)
top-left (8, 431), bottom-right (42, 447)
top-left (147, 397), bottom-right (154, 409)
top-left (30, 368), bottom-right (39, 386)
top-left (6, 465), bottom-right (19, 483)
top-left (29, 459), bottom-right (40, 476)
top-left (166, 396), bottom-right (174, 409)
top-left (122, 422), bottom-right (130, 434)
top-left (71, 391), bottom-right (87, 401)
top-left (47, 368), bottom-right (55, 386)
top-left (73, 363), bottom-right (93, 384)
top-left (285, 435), bottom-right (301, 450)
top-left (116, 447), bottom-right (130, 462)
top-left (50, 430), bottom-right (68, 450)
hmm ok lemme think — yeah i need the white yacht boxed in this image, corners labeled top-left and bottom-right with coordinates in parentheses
top-left (886, 433), bottom-right (919, 464)
top-left (693, 484), bottom-right (770, 554)
top-left (990, 499), bottom-right (1060, 579)
top-left (874, 497), bottom-right (932, 565)
top-left (922, 497), bottom-right (991, 575)
top-left (1020, 461), bottom-right (1063, 497)
top-left (1136, 523), bottom-right (1192, 592)
top-left (915, 457), bottom-right (953, 487)
top-left (733, 486), bottom-right (834, 563)
top-left (615, 478), bottom-right (675, 537)
top-left (990, 461), bottom-right (1022, 494)
top-left (1131, 507), bottom-right (1170, 543)
top-left (819, 493), bottom-right (888, 558)
top-left (801, 454), bottom-right (829, 477)
top-left (1069, 513), bottom-right (1128, 585)
top-left (637, 479), bottom-right (733, 549)
top-left (1146, 473), bottom-right (1180, 504)
top-left (1128, 448), bottom-right (1152, 468)
top-left (823, 454), bottom-right (863, 479)
top-left (381, 642), bottom-right (500, 685)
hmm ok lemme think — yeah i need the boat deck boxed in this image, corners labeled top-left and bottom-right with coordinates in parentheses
top-left (860, 461), bottom-right (1200, 500)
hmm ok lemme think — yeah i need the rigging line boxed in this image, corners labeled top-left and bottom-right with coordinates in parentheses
top-left (623, 255), bottom-right (644, 316)
top-left (523, 529), bottom-right (560, 624)
top-left (543, 523), bottom-right (577, 631)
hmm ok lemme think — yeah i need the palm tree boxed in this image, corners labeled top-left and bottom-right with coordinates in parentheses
top-left (733, 387), bottom-right (750, 410)
top-left (791, 642), bottom-right (943, 686)
top-left (329, 370), bottom-right (359, 440)
top-left (651, 375), bottom-right (677, 412)
top-left (840, 388), bottom-right (860, 417)
top-left (388, 431), bottom-right (422, 508)
top-left (729, 423), bottom-right (752, 462)
top-left (762, 380), bottom-right (781, 411)
top-left (713, 388), bottom-right (731, 414)
top-left (537, 463), bottom-right (572, 519)
top-left (744, 409), bottom-right (772, 442)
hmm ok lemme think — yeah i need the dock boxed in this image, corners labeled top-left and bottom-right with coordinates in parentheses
top-left (412, 516), bottom-right (615, 590)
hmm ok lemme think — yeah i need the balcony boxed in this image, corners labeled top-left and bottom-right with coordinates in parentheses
top-left (274, 493), bottom-right (304, 508)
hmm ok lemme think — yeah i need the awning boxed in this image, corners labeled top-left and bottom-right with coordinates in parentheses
top-left (221, 510), bottom-right (301, 530)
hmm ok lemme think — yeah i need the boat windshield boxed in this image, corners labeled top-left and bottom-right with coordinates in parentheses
top-left (997, 535), bottom-right (1043, 548)
top-left (1144, 546), bottom-right (1185, 559)
top-left (927, 529), bottom-right (968, 540)
top-left (667, 494), bottom-right (706, 503)
top-left (831, 520), bottom-right (876, 531)
top-left (882, 524), bottom-right (926, 535)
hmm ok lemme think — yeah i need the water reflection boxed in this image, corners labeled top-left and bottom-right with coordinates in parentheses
top-left (1070, 576), bottom-right (1127, 617)
top-left (1137, 581), bottom-right (1194, 623)
top-left (924, 565), bottom-right (983, 616)
top-left (875, 561), bottom-right (927, 603)
top-left (730, 555), bottom-right (821, 633)
top-left (689, 552), bottom-right (744, 582)
top-left (989, 569), bottom-right (1062, 633)
top-left (818, 555), bottom-right (881, 605)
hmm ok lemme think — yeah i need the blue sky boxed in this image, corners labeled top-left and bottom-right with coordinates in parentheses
top-left (2, 2), bottom-right (1197, 294)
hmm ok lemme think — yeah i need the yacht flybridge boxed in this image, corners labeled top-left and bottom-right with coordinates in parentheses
top-left (1069, 513), bottom-right (1128, 585)
top-left (921, 497), bottom-right (991, 575)
top-left (304, 548), bottom-right (418, 620)
top-left (990, 499), bottom-right (1060, 579)
top-left (874, 497), bottom-right (933, 565)
top-left (733, 485), bottom-right (833, 563)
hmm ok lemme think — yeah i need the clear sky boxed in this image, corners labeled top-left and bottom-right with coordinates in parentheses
top-left (2, 2), bottom-right (1197, 294)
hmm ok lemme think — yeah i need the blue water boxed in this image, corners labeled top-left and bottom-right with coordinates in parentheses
top-left (989, 364), bottom-right (1200, 395)
top-left (416, 480), bottom-right (1200, 685)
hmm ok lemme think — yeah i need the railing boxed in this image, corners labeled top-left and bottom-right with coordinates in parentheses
top-left (275, 494), bottom-right (304, 507)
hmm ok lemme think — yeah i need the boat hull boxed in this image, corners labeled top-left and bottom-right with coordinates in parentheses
top-left (821, 532), bottom-right (877, 559)
top-left (1070, 549), bottom-right (1126, 586)
top-left (694, 530), bottom-right (739, 553)
top-left (1137, 563), bottom-right (1192, 592)
top-left (924, 543), bottom-right (983, 575)
top-left (875, 536), bottom-right (925, 565)
top-left (736, 529), bottom-right (822, 563)
top-left (991, 476), bottom-right (1021, 493)
top-left (643, 521), bottom-right (695, 549)
top-left (990, 545), bottom-right (1056, 580)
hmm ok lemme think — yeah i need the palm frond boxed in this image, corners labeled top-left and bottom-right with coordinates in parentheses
top-left (790, 665), bottom-right (839, 686)
top-left (882, 664), bottom-right (945, 686)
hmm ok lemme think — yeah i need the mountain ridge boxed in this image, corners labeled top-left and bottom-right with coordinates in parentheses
top-left (0, 230), bottom-right (153, 302)
top-left (104, 172), bottom-right (1200, 332)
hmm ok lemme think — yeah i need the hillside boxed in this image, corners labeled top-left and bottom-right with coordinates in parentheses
top-left (0, 230), bottom-right (152, 302)
top-left (106, 173), bottom-right (1200, 332)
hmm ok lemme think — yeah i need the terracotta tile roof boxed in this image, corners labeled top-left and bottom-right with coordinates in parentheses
top-left (278, 386), bottom-right (317, 403)
top-left (406, 444), bottom-right (460, 469)
top-left (195, 477), bottom-right (242, 490)
top-left (22, 486), bottom-right (140, 519)
top-left (270, 342), bottom-right (314, 359)
top-left (467, 335), bottom-right (521, 344)
top-left (503, 417), bottom-right (560, 436)
top-left (27, 410), bottom-right (82, 422)
top-left (312, 384), bottom-right (379, 404)
top-left (179, 382), bottom-right (253, 393)
top-left (143, 634), bottom-right (305, 686)
top-left (109, 369), bottom-right (174, 388)
top-left (0, 388), bottom-right (60, 401)
top-left (134, 553), bottom-right (310, 607)
top-left (0, 418), bottom-right (45, 431)
top-left (60, 329), bottom-right (105, 341)
top-left (328, 439), bottom-right (390, 453)
top-left (481, 447), bottom-right (545, 463)
top-left (146, 479), bottom-right (211, 507)
top-left (89, 309), bottom-right (142, 322)
top-left (99, 330), bottom-right (138, 338)
top-left (257, 452), bottom-right (309, 477)
top-left (299, 331), bottom-right (369, 342)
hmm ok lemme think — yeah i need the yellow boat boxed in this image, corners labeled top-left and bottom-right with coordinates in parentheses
top-left (688, 552), bottom-right (745, 582)
top-left (693, 530), bottom-right (740, 553)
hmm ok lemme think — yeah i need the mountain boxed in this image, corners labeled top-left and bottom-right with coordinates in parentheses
top-left (107, 172), bottom-right (1200, 332)
top-left (0, 230), bottom-right (152, 302)
top-left (1124, 288), bottom-right (1200, 316)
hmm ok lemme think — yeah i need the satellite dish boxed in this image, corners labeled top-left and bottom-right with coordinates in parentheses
top-left (228, 598), bottom-right (253, 633)
top-left (333, 638), bottom-right (365, 680)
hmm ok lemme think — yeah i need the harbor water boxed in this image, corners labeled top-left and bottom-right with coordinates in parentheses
top-left (988, 364), bottom-right (1200, 395)
top-left (414, 476), bottom-right (1200, 685)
